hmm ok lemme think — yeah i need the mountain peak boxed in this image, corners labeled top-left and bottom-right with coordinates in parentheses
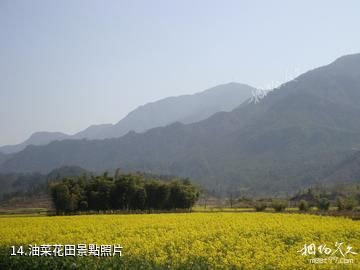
top-left (333, 52), bottom-right (360, 64)
top-left (326, 52), bottom-right (360, 75)
top-left (27, 131), bottom-right (68, 141)
top-left (0, 83), bottom-right (255, 153)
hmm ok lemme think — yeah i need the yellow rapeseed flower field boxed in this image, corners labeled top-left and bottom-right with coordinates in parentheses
top-left (0, 212), bottom-right (359, 269)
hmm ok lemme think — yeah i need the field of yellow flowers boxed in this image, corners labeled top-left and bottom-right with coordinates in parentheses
top-left (0, 212), bottom-right (359, 269)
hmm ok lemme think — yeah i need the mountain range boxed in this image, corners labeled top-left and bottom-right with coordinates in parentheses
top-left (0, 83), bottom-right (254, 154)
top-left (1, 53), bottom-right (360, 195)
top-left (0, 132), bottom-right (69, 155)
top-left (322, 150), bottom-right (360, 186)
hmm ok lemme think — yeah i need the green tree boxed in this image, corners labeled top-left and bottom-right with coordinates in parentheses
top-left (298, 200), bottom-right (309, 211)
top-left (337, 197), bottom-right (356, 211)
top-left (272, 199), bottom-right (287, 212)
top-left (254, 201), bottom-right (267, 212)
top-left (51, 183), bottom-right (71, 214)
top-left (317, 198), bottom-right (330, 211)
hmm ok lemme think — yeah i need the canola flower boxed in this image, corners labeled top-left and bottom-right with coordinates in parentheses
top-left (0, 212), bottom-right (359, 269)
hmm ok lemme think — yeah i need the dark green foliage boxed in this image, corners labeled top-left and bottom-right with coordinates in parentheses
top-left (165, 180), bottom-right (199, 209)
top-left (254, 201), bottom-right (267, 212)
top-left (317, 198), bottom-right (330, 211)
top-left (86, 174), bottom-right (115, 211)
top-left (144, 181), bottom-right (167, 209)
top-left (79, 200), bottom-right (88, 211)
top-left (336, 197), bottom-right (357, 211)
top-left (51, 184), bottom-right (71, 213)
top-left (51, 177), bottom-right (89, 214)
top-left (298, 200), bottom-right (309, 211)
top-left (50, 171), bottom-right (199, 213)
top-left (271, 199), bottom-right (287, 212)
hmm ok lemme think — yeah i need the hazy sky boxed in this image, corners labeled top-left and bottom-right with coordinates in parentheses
top-left (1, 0), bottom-right (360, 146)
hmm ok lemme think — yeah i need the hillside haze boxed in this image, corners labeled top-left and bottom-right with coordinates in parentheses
top-left (322, 150), bottom-right (360, 186)
top-left (0, 132), bottom-right (69, 155)
top-left (0, 83), bottom-right (254, 154)
top-left (1, 54), bottom-right (360, 195)
top-left (94, 82), bottom-right (255, 139)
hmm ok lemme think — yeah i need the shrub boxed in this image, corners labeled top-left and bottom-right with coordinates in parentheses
top-left (298, 200), bottom-right (309, 211)
top-left (317, 198), bottom-right (330, 211)
top-left (254, 201), bottom-right (267, 212)
top-left (337, 197), bottom-right (356, 211)
top-left (272, 199), bottom-right (287, 212)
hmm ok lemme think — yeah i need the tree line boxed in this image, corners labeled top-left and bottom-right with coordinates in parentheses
top-left (50, 170), bottom-right (199, 214)
top-left (213, 187), bottom-right (360, 212)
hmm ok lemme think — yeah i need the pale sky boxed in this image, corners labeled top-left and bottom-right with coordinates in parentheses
top-left (1, 0), bottom-right (359, 146)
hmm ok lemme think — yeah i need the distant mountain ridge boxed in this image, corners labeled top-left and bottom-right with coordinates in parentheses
top-left (0, 152), bottom-right (6, 165)
top-left (0, 132), bottom-right (69, 155)
top-left (95, 82), bottom-right (255, 139)
top-left (2, 53), bottom-right (360, 195)
top-left (0, 82), bottom-right (254, 154)
top-left (322, 151), bottom-right (360, 185)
